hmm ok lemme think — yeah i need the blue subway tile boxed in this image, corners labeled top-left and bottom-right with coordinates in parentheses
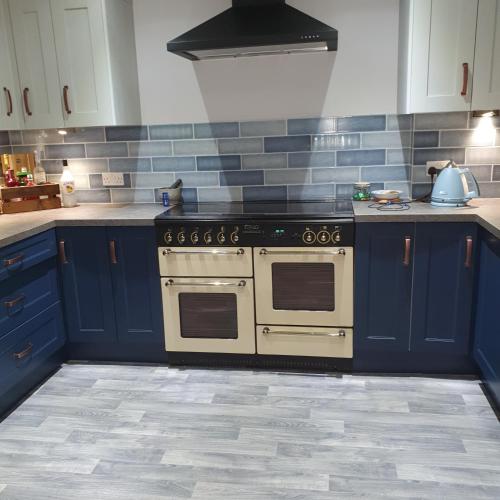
top-left (361, 132), bottom-right (411, 149)
top-left (414, 131), bottom-right (439, 148)
top-left (109, 158), bottom-right (152, 173)
top-left (265, 169), bottom-right (311, 185)
top-left (337, 115), bottom-right (386, 132)
top-left (22, 129), bottom-right (63, 144)
top-left (181, 188), bottom-right (198, 203)
top-left (75, 189), bottom-right (111, 203)
top-left (240, 120), bottom-right (285, 137)
top-left (105, 126), bottom-right (148, 142)
top-left (413, 148), bottom-right (465, 165)
top-left (287, 118), bottom-right (335, 135)
top-left (218, 138), bottom-right (263, 155)
top-left (64, 128), bottom-right (105, 143)
top-left (264, 136), bottom-right (311, 153)
top-left (386, 114), bottom-right (413, 131)
top-left (465, 147), bottom-right (500, 164)
top-left (198, 187), bottom-right (243, 202)
top-left (86, 142), bottom-right (127, 158)
top-left (243, 185), bottom-right (287, 201)
top-left (415, 112), bottom-right (468, 130)
top-left (197, 155), bottom-right (241, 171)
top-left (152, 156), bottom-right (196, 172)
top-left (312, 167), bottom-right (359, 184)
top-left (130, 173), bottom-right (175, 188)
top-left (128, 141), bottom-right (172, 157)
top-left (149, 124), bottom-right (193, 140)
top-left (220, 170), bottom-right (264, 186)
top-left (440, 130), bottom-right (494, 148)
top-left (312, 134), bottom-right (360, 151)
top-left (337, 149), bottom-right (385, 166)
top-left (0, 131), bottom-right (10, 146)
top-left (287, 184), bottom-right (336, 201)
top-left (288, 152), bottom-right (335, 168)
top-left (194, 122), bottom-right (239, 139)
top-left (174, 171), bottom-right (219, 187)
top-left (45, 144), bottom-right (86, 159)
top-left (173, 139), bottom-right (218, 156)
top-left (361, 165), bottom-right (410, 182)
top-left (111, 189), bottom-right (155, 203)
top-left (8, 131), bottom-right (22, 145)
top-left (242, 153), bottom-right (287, 170)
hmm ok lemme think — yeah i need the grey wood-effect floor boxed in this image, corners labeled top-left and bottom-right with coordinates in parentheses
top-left (0, 365), bottom-right (499, 499)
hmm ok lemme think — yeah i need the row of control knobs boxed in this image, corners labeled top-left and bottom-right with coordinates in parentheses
top-left (303, 229), bottom-right (342, 244)
top-left (164, 228), bottom-right (240, 245)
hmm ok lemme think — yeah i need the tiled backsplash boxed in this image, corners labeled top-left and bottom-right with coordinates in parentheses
top-left (2, 111), bottom-right (499, 203)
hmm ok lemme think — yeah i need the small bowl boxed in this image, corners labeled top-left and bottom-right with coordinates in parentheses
top-left (158, 187), bottom-right (182, 205)
top-left (371, 189), bottom-right (403, 200)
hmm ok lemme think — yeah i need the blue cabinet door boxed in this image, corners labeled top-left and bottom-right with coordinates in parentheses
top-left (57, 227), bottom-right (117, 343)
top-left (107, 227), bottom-right (163, 344)
top-left (355, 223), bottom-right (414, 352)
top-left (411, 223), bottom-right (477, 355)
top-left (473, 231), bottom-right (500, 406)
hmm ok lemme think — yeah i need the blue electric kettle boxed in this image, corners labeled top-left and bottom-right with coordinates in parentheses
top-left (431, 160), bottom-right (480, 207)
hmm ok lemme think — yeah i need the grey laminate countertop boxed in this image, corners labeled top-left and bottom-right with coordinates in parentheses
top-left (1, 199), bottom-right (500, 249)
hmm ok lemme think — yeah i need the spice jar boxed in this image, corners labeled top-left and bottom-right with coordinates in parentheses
top-left (353, 182), bottom-right (371, 201)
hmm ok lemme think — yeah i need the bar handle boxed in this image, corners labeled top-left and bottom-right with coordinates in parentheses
top-left (59, 241), bottom-right (68, 264)
top-left (461, 62), bottom-right (469, 96)
top-left (262, 327), bottom-right (346, 338)
top-left (63, 85), bottom-right (72, 114)
top-left (13, 342), bottom-right (33, 360)
top-left (23, 87), bottom-right (32, 116)
top-left (259, 248), bottom-right (346, 256)
top-left (465, 236), bottom-right (473, 268)
top-left (163, 249), bottom-right (245, 256)
top-left (3, 254), bottom-right (23, 268)
top-left (403, 237), bottom-right (411, 267)
top-left (165, 279), bottom-right (246, 288)
top-left (109, 240), bottom-right (118, 264)
top-left (3, 87), bottom-right (13, 116)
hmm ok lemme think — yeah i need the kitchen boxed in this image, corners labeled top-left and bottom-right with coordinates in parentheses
top-left (0, 0), bottom-right (499, 498)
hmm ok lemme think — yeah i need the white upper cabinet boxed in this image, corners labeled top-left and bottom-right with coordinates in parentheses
top-left (472, 0), bottom-right (500, 110)
top-left (8, 0), bottom-right (64, 129)
top-left (399, 0), bottom-right (478, 114)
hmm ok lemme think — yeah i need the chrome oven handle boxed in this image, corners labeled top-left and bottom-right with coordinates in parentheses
top-left (262, 327), bottom-right (346, 338)
top-left (165, 279), bottom-right (246, 288)
top-left (259, 248), bottom-right (346, 256)
top-left (163, 249), bottom-right (245, 256)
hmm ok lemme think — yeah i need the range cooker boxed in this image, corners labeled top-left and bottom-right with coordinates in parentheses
top-left (155, 200), bottom-right (354, 370)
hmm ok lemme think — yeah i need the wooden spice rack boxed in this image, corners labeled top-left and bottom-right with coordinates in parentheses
top-left (0, 184), bottom-right (61, 214)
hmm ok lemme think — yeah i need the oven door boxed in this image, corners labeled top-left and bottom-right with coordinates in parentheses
top-left (254, 247), bottom-right (353, 327)
top-left (161, 277), bottom-right (256, 354)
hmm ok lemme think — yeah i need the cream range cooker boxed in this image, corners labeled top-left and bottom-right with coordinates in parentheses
top-left (155, 201), bottom-right (354, 371)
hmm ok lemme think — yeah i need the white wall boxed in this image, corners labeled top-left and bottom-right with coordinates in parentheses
top-left (133, 0), bottom-right (400, 124)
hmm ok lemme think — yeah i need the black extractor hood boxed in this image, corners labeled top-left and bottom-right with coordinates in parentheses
top-left (167, 0), bottom-right (338, 61)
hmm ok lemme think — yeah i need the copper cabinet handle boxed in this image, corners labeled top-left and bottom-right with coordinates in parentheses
top-left (461, 63), bottom-right (469, 96)
top-left (63, 85), bottom-right (72, 114)
top-left (3, 254), bottom-right (23, 268)
top-left (465, 236), bottom-right (473, 268)
top-left (109, 240), bottom-right (118, 264)
top-left (13, 342), bottom-right (33, 360)
top-left (3, 87), bottom-right (13, 116)
top-left (23, 87), bottom-right (32, 116)
top-left (403, 237), bottom-right (411, 267)
top-left (4, 294), bottom-right (25, 309)
top-left (59, 240), bottom-right (68, 264)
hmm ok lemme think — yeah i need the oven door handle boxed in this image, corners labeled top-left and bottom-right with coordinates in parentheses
top-left (259, 248), bottom-right (346, 256)
top-left (262, 327), bottom-right (346, 338)
top-left (163, 249), bottom-right (245, 256)
top-left (165, 279), bottom-right (246, 288)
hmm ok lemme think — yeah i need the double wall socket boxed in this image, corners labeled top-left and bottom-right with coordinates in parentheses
top-left (102, 172), bottom-right (125, 186)
top-left (426, 160), bottom-right (448, 175)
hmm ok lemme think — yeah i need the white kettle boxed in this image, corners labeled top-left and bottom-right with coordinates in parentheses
top-left (431, 160), bottom-right (480, 207)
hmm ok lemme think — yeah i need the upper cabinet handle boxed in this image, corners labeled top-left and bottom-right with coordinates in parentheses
top-left (465, 236), bottom-right (473, 268)
top-left (461, 63), bottom-right (469, 96)
top-left (403, 237), bottom-right (411, 267)
top-left (109, 240), bottom-right (118, 264)
top-left (23, 87), bottom-right (32, 116)
top-left (3, 87), bottom-right (13, 116)
top-left (63, 85), bottom-right (72, 114)
top-left (59, 240), bottom-right (68, 264)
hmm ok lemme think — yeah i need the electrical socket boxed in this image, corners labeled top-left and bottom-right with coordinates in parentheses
top-left (426, 160), bottom-right (448, 176)
top-left (102, 172), bottom-right (124, 186)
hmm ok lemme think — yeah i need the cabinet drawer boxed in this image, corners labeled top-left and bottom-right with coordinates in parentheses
top-left (0, 262), bottom-right (60, 340)
top-left (0, 231), bottom-right (57, 283)
top-left (0, 303), bottom-right (65, 394)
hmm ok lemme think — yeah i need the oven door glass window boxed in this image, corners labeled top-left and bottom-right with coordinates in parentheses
top-left (271, 263), bottom-right (335, 311)
top-left (179, 293), bottom-right (238, 339)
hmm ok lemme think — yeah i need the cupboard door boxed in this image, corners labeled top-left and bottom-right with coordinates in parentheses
top-left (57, 228), bottom-right (117, 343)
top-left (354, 223), bottom-right (414, 353)
top-left (409, 0), bottom-right (478, 112)
top-left (50, 0), bottom-right (114, 127)
top-left (8, 0), bottom-right (63, 128)
top-left (472, 0), bottom-right (500, 110)
top-left (411, 223), bottom-right (477, 355)
top-left (107, 227), bottom-right (163, 344)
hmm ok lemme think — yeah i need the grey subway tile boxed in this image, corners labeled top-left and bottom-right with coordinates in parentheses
top-left (0, 131), bottom-right (9, 146)
top-left (361, 165), bottom-right (410, 182)
top-left (198, 187), bottom-right (243, 202)
top-left (174, 171), bottom-right (218, 187)
top-left (47, 173), bottom-right (89, 189)
top-left (64, 127), bottom-right (105, 143)
top-left (265, 168), bottom-right (311, 185)
top-left (8, 130), bottom-right (22, 145)
top-left (22, 129), bottom-right (63, 144)
top-left (197, 155), bottom-right (241, 171)
top-left (465, 147), bottom-right (500, 165)
top-left (75, 189), bottom-right (111, 203)
top-left (337, 149), bottom-right (385, 167)
top-left (130, 172), bottom-right (175, 188)
top-left (41, 160), bottom-right (64, 174)
top-left (218, 138), bottom-right (263, 155)
top-left (111, 189), bottom-right (155, 203)
top-left (173, 139), bottom-right (218, 156)
top-left (492, 165), bottom-right (500, 181)
top-left (337, 115), bottom-right (386, 132)
top-left (413, 148), bottom-right (466, 165)
top-left (287, 118), bottom-right (335, 135)
top-left (149, 124), bottom-right (193, 140)
top-left (109, 158), bottom-right (152, 173)
top-left (86, 142), bottom-right (127, 158)
top-left (441, 130), bottom-right (495, 147)
top-left (312, 133), bottom-right (360, 151)
top-left (467, 165), bottom-right (493, 182)
top-left (414, 131), bottom-right (439, 148)
top-left (128, 141), bottom-right (172, 157)
top-left (241, 153), bottom-right (287, 169)
top-left (264, 135), bottom-right (310, 153)
top-left (387, 148), bottom-right (411, 165)
top-left (0, 145), bottom-right (11, 155)
top-left (288, 152), bottom-right (335, 168)
top-left (240, 120), bottom-right (285, 137)
top-left (152, 156), bottom-right (196, 172)
top-left (89, 173), bottom-right (131, 189)
top-left (243, 185), bottom-right (287, 201)
top-left (287, 184), bottom-right (335, 201)
top-left (67, 159), bottom-right (109, 174)
top-left (11, 145), bottom-right (40, 154)
top-left (312, 167), bottom-right (359, 183)
top-left (412, 183), bottom-right (433, 199)
top-left (476, 182), bottom-right (500, 197)
top-left (412, 166), bottom-right (431, 183)
top-left (194, 122), bottom-right (239, 138)
top-left (415, 112), bottom-right (468, 130)
top-left (154, 187), bottom-right (197, 203)
top-left (470, 115), bottom-right (500, 129)
top-left (361, 131), bottom-right (411, 149)
top-left (220, 170), bottom-right (264, 186)
top-left (386, 114), bottom-right (413, 131)
top-left (105, 126), bottom-right (148, 142)
top-left (384, 181), bottom-right (411, 198)
top-left (45, 143), bottom-right (86, 159)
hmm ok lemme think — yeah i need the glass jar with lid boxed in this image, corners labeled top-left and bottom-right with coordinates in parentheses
top-left (353, 182), bottom-right (371, 201)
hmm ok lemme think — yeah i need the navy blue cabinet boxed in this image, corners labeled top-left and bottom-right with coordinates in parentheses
top-left (473, 230), bottom-right (500, 408)
top-left (58, 227), bottom-right (163, 356)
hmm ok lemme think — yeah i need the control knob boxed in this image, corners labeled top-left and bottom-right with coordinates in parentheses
top-left (204, 231), bottom-right (213, 244)
top-left (317, 230), bottom-right (330, 244)
top-left (217, 232), bottom-right (226, 244)
top-left (164, 232), bottom-right (173, 244)
top-left (331, 230), bottom-right (341, 243)
top-left (177, 232), bottom-right (186, 244)
top-left (302, 230), bottom-right (316, 244)
top-left (230, 226), bottom-right (240, 244)
top-left (191, 231), bottom-right (199, 244)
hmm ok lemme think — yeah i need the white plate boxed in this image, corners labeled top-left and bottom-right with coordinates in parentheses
top-left (371, 189), bottom-right (402, 200)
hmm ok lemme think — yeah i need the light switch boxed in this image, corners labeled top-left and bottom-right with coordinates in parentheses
top-left (102, 172), bottom-right (125, 186)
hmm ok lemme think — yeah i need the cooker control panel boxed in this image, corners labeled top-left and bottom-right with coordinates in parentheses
top-left (157, 221), bottom-right (354, 247)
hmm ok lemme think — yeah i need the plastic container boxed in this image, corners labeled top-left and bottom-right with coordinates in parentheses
top-left (158, 187), bottom-right (181, 205)
top-left (60, 163), bottom-right (77, 208)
